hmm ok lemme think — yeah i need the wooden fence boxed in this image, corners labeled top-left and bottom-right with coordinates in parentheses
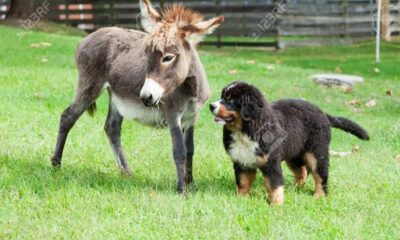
top-left (1, 0), bottom-right (399, 48)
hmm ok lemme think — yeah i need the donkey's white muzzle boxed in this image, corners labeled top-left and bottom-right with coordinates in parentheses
top-left (140, 78), bottom-right (165, 106)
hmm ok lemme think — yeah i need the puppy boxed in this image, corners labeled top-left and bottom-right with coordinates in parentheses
top-left (210, 81), bottom-right (369, 205)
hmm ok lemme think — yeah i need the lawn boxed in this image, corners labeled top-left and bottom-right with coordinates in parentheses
top-left (0, 25), bottom-right (399, 239)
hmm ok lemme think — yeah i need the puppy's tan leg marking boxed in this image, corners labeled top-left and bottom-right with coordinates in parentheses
top-left (311, 173), bottom-right (325, 198)
top-left (237, 171), bottom-right (256, 196)
top-left (286, 163), bottom-right (308, 187)
top-left (264, 177), bottom-right (284, 205)
top-left (256, 154), bottom-right (269, 167)
top-left (304, 152), bottom-right (326, 198)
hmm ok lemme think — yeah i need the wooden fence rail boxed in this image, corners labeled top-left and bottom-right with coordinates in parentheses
top-left (1, 0), bottom-right (399, 48)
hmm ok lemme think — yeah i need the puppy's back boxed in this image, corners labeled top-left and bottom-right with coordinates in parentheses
top-left (272, 99), bottom-right (330, 126)
top-left (271, 99), bottom-right (331, 154)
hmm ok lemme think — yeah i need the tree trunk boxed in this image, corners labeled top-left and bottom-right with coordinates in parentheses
top-left (7, 0), bottom-right (35, 19)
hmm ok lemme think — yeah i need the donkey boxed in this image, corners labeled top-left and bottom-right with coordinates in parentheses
top-left (51, 0), bottom-right (224, 195)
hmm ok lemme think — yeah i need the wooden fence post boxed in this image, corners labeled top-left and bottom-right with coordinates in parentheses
top-left (274, 0), bottom-right (282, 49)
top-left (216, 0), bottom-right (222, 48)
top-left (64, 0), bottom-right (69, 26)
top-left (381, 0), bottom-right (391, 41)
top-left (110, 0), bottom-right (115, 26)
top-left (341, 0), bottom-right (349, 39)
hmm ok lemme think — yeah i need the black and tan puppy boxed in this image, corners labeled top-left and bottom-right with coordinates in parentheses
top-left (210, 81), bottom-right (369, 205)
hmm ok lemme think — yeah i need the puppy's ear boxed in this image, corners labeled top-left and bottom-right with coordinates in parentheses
top-left (241, 107), bottom-right (251, 121)
top-left (239, 95), bottom-right (262, 121)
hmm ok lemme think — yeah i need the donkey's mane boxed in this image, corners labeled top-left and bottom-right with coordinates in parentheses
top-left (146, 4), bottom-right (204, 52)
top-left (161, 4), bottom-right (204, 25)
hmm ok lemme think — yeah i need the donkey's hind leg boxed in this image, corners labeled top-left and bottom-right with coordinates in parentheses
top-left (51, 75), bottom-right (104, 167)
top-left (51, 101), bottom-right (91, 167)
top-left (104, 98), bottom-right (132, 176)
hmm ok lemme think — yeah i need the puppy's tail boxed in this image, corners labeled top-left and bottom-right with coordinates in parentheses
top-left (327, 115), bottom-right (370, 140)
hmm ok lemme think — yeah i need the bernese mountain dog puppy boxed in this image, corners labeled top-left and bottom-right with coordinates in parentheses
top-left (210, 81), bottom-right (369, 205)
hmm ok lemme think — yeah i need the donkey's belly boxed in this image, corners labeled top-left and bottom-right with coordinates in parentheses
top-left (111, 94), bottom-right (167, 127)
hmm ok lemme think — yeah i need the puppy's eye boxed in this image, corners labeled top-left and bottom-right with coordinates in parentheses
top-left (162, 53), bottom-right (175, 63)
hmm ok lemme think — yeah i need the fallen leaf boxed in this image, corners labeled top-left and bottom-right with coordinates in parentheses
top-left (334, 66), bottom-right (342, 73)
top-left (228, 69), bottom-right (238, 75)
top-left (330, 150), bottom-right (352, 157)
top-left (266, 64), bottom-right (275, 71)
top-left (341, 85), bottom-right (352, 93)
top-left (325, 97), bottom-right (332, 103)
top-left (149, 191), bottom-right (157, 198)
top-left (396, 154), bottom-right (400, 162)
top-left (353, 108), bottom-right (362, 113)
top-left (386, 89), bottom-right (393, 96)
top-left (40, 42), bottom-right (52, 47)
top-left (30, 42), bottom-right (52, 48)
top-left (365, 99), bottom-right (377, 108)
top-left (346, 99), bottom-right (361, 107)
top-left (374, 68), bottom-right (380, 73)
top-left (352, 145), bottom-right (360, 152)
top-left (33, 93), bottom-right (43, 99)
top-left (30, 43), bottom-right (41, 48)
top-left (246, 60), bottom-right (256, 64)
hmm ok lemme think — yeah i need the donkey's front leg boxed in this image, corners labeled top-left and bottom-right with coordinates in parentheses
top-left (184, 126), bottom-right (195, 186)
top-left (169, 124), bottom-right (187, 195)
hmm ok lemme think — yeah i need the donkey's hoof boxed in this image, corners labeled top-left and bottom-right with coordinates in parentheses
top-left (121, 168), bottom-right (133, 177)
top-left (50, 156), bottom-right (61, 167)
top-left (185, 177), bottom-right (198, 192)
top-left (179, 190), bottom-right (188, 199)
top-left (188, 183), bottom-right (199, 192)
top-left (177, 186), bottom-right (188, 198)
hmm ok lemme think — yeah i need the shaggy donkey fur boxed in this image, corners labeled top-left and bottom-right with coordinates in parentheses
top-left (51, 0), bottom-right (223, 195)
top-left (210, 81), bottom-right (369, 205)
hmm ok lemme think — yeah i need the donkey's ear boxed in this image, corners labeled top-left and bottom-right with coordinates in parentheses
top-left (180, 16), bottom-right (224, 45)
top-left (139, 0), bottom-right (161, 33)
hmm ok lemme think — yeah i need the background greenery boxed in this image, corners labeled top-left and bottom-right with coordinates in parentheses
top-left (0, 26), bottom-right (399, 239)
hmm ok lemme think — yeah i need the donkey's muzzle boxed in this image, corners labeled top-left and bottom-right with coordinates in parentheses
top-left (141, 94), bottom-right (153, 106)
top-left (140, 78), bottom-right (165, 107)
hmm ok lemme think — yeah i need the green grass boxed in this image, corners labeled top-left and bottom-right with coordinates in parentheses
top-left (0, 25), bottom-right (399, 239)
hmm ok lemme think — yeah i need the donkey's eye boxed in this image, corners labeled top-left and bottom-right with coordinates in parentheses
top-left (162, 54), bottom-right (175, 63)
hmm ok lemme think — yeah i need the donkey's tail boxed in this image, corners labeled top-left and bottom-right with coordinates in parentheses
top-left (87, 102), bottom-right (97, 117)
top-left (327, 115), bottom-right (370, 140)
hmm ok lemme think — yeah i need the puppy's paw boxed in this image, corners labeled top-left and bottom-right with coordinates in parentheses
top-left (313, 191), bottom-right (326, 198)
top-left (236, 188), bottom-right (250, 197)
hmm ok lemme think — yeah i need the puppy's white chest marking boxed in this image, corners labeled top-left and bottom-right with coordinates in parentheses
top-left (111, 94), bottom-right (166, 126)
top-left (229, 132), bottom-right (260, 168)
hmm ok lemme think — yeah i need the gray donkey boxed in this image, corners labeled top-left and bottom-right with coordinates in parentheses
top-left (51, 0), bottom-right (224, 195)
